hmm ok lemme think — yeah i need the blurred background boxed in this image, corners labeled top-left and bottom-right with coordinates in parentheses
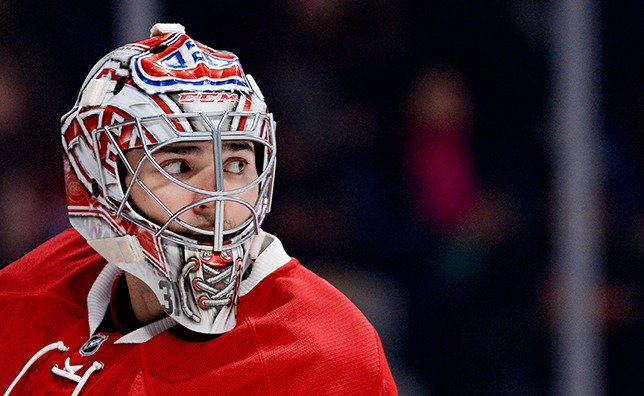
top-left (0, 0), bottom-right (642, 394)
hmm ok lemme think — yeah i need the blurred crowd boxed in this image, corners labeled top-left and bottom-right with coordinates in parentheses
top-left (1, 0), bottom-right (643, 394)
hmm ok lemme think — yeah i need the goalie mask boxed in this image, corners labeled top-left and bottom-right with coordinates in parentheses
top-left (61, 24), bottom-right (276, 334)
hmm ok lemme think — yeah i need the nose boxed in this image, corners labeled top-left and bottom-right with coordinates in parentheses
top-left (189, 193), bottom-right (219, 233)
top-left (188, 168), bottom-right (219, 214)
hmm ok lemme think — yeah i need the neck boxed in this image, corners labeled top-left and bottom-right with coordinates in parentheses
top-left (124, 272), bottom-right (166, 325)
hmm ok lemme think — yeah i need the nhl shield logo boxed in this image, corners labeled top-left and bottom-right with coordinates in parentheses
top-left (80, 334), bottom-right (109, 356)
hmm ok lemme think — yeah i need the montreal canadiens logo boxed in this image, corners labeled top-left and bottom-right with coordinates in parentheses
top-left (80, 334), bottom-right (109, 356)
top-left (132, 33), bottom-right (250, 93)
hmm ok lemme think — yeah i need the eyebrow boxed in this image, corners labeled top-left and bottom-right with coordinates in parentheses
top-left (153, 144), bottom-right (203, 156)
top-left (151, 141), bottom-right (254, 156)
top-left (223, 141), bottom-right (254, 153)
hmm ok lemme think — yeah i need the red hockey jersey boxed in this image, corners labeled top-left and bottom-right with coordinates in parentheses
top-left (0, 229), bottom-right (397, 395)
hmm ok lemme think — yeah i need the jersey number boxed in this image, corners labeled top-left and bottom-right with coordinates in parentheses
top-left (158, 280), bottom-right (180, 315)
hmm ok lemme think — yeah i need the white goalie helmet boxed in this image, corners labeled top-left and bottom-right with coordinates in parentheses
top-left (60, 23), bottom-right (276, 334)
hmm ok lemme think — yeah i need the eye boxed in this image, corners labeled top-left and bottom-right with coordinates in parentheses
top-left (224, 159), bottom-right (247, 175)
top-left (162, 160), bottom-right (190, 175)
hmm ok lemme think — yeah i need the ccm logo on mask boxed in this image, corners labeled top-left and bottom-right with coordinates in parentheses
top-left (178, 92), bottom-right (238, 104)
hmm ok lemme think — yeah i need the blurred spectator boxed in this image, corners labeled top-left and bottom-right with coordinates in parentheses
top-left (401, 65), bottom-right (550, 395)
top-left (403, 66), bottom-right (517, 283)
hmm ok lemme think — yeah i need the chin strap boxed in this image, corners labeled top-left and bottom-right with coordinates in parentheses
top-left (87, 235), bottom-right (144, 264)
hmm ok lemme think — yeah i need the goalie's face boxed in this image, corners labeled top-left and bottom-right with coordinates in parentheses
top-left (124, 140), bottom-right (260, 238)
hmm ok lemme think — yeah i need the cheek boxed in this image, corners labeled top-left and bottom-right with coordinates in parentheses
top-left (153, 186), bottom-right (192, 213)
top-left (236, 185), bottom-right (260, 208)
top-left (130, 182), bottom-right (185, 222)
top-left (128, 183), bottom-right (147, 209)
top-left (225, 185), bottom-right (260, 220)
top-left (242, 184), bottom-right (260, 203)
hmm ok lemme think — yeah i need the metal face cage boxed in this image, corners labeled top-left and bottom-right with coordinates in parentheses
top-left (91, 110), bottom-right (276, 252)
